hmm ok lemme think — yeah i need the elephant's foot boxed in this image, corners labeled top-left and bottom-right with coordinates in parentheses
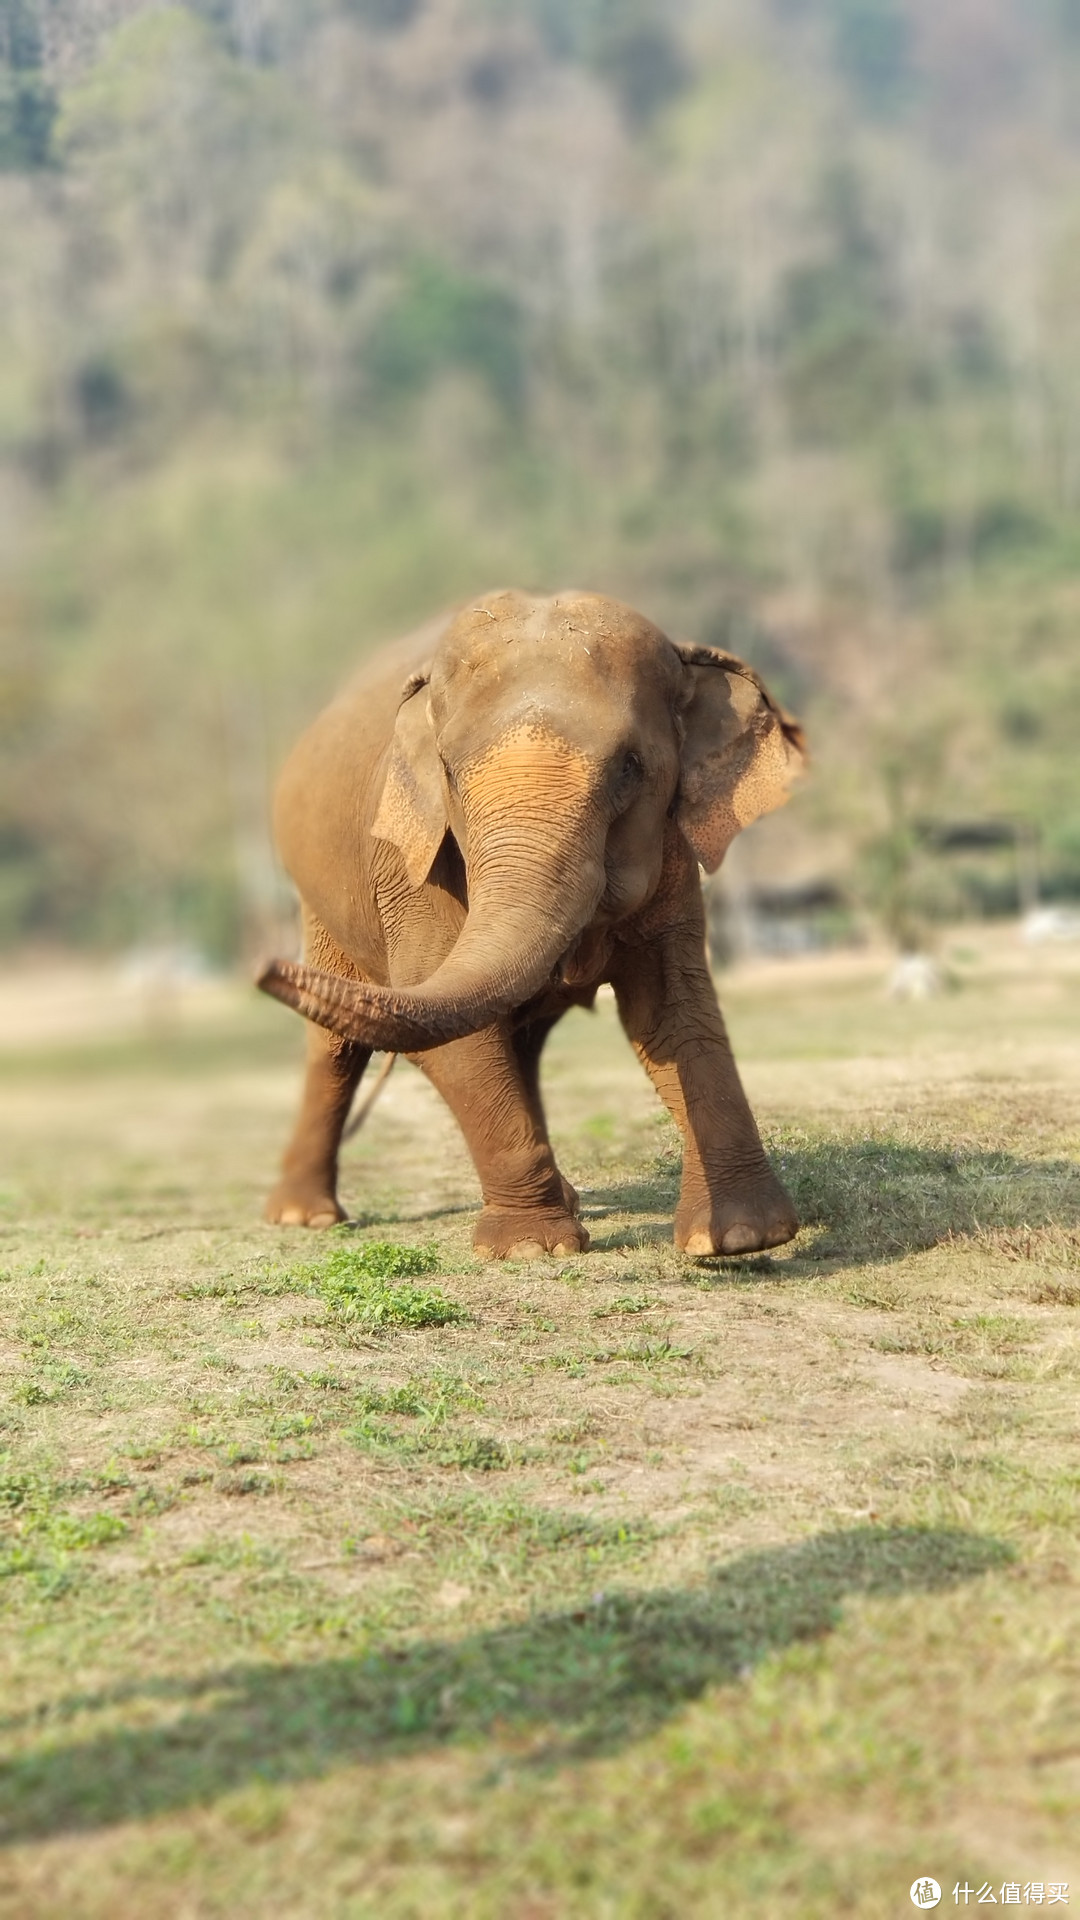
top-left (474, 1203), bottom-right (590, 1261)
top-left (559, 1173), bottom-right (582, 1217)
top-left (265, 1176), bottom-right (346, 1230)
top-left (675, 1171), bottom-right (798, 1257)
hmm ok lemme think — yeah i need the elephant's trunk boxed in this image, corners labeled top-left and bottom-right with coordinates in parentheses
top-left (259, 774), bottom-right (607, 1051)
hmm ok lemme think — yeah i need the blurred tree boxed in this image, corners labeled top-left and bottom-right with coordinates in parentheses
top-left (781, 164), bottom-right (909, 443)
top-left (366, 258), bottom-right (524, 410)
top-left (2, 0), bottom-right (1080, 958)
top-left (830, 0), bottom-right (913, 113)
top-left (345, 0), bottom-right (422, 29)
top-left (588, 5), bottom-right (688, 127)
top-left (0, 0), bottom-right (57, 168)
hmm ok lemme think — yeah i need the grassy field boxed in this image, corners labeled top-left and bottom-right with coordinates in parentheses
top-left (1, 933), bottom-right (1079, 1918)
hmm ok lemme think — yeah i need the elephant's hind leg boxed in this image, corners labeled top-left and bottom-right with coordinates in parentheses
top-left (512, 1015), bottom-right (581, 1222)
top-left (265, 913), bottom-right (372, 1228)
top-left (265, 1023), bottom-right (370, 1227)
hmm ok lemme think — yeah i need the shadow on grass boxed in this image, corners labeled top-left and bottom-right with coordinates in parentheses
top-left (0, 1525), bottom-right (1010, 1843)
top-left (586, 1139), bottom-right (1080, 1267)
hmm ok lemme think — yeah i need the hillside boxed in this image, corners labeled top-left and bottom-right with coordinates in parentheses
top-left (2, 0), bottom-right (1079, 953)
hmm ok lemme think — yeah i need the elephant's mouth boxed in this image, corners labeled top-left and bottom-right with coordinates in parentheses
top-left (556, 925), bottom-right (614, 989)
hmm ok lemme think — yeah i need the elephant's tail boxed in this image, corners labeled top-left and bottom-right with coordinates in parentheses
top-left (342, 1051), bottom-right (397, 1141)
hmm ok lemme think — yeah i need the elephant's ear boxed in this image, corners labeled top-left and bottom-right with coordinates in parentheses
top-left (371, 674), bottom-right (448, 888)
top-left (674, 644), bottom-right (806, 873)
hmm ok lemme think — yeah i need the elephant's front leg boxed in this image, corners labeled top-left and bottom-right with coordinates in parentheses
top-left (408, 1025), bottom-right (588, 1259)
top-left (611, 921), bottom-right (798, 1257)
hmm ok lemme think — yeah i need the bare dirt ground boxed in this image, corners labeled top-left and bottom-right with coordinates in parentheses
top-left (0, 927), bottom-right (1078, 1917)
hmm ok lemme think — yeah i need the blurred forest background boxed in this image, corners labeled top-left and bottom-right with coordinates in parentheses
top-left (2, 0), bottom-right (1079, 962)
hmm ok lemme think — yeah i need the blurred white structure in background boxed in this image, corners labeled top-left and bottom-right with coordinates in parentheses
top-left (117, 944), bottom-right (216, 1036)
top-left (886, 954), bottom-right (944, 1000)
top-left (1022, 907), bottom-right (1080, 944)
top-left (116, 944), bottom-right (211, 993)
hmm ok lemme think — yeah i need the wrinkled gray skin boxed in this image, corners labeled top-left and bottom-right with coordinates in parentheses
top-left (260, 590), bottom-right (805, 1259)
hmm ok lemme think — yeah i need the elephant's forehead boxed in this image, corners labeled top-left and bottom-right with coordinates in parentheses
top-left (435, 590), bottom-right (678, 706)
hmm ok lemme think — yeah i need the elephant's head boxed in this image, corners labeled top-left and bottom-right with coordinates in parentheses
top-left (259, 590), bottom-right (804, 1049)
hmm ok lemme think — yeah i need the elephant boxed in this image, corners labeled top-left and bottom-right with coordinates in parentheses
top-left (258, 589), bottom-right (806, 1259)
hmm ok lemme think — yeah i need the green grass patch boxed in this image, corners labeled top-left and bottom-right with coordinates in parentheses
top-left (0, 1458), bottom-right (131, 1584)
top-left (315, 1242), bottom-right (465, 1329)
top-left (384, 1490), bottom-right (654, 1568)
top-left (351, 1374), bottom-right (483, 1423)
top-left (592, 1294), bottom-right (663, 1318)
top-left (346, 1372), bottom-right (506, 1471)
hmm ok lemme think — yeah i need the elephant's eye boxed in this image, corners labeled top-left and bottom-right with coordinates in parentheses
top-left (612, 749), bottom-right (644, 811)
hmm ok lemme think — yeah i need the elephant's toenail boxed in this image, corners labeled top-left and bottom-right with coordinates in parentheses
top-left (720, 1224), bottom-right (760, 1254)
top-left (684, 1230), bottom-right (715, 1256)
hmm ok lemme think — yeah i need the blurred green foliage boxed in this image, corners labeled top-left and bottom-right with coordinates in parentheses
top-left (2, 0), bottom-right (1080, 956)
top-left (0, 0), bottom-right (55, 168)
top-left (366, 258), bottom-right (524, 408)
